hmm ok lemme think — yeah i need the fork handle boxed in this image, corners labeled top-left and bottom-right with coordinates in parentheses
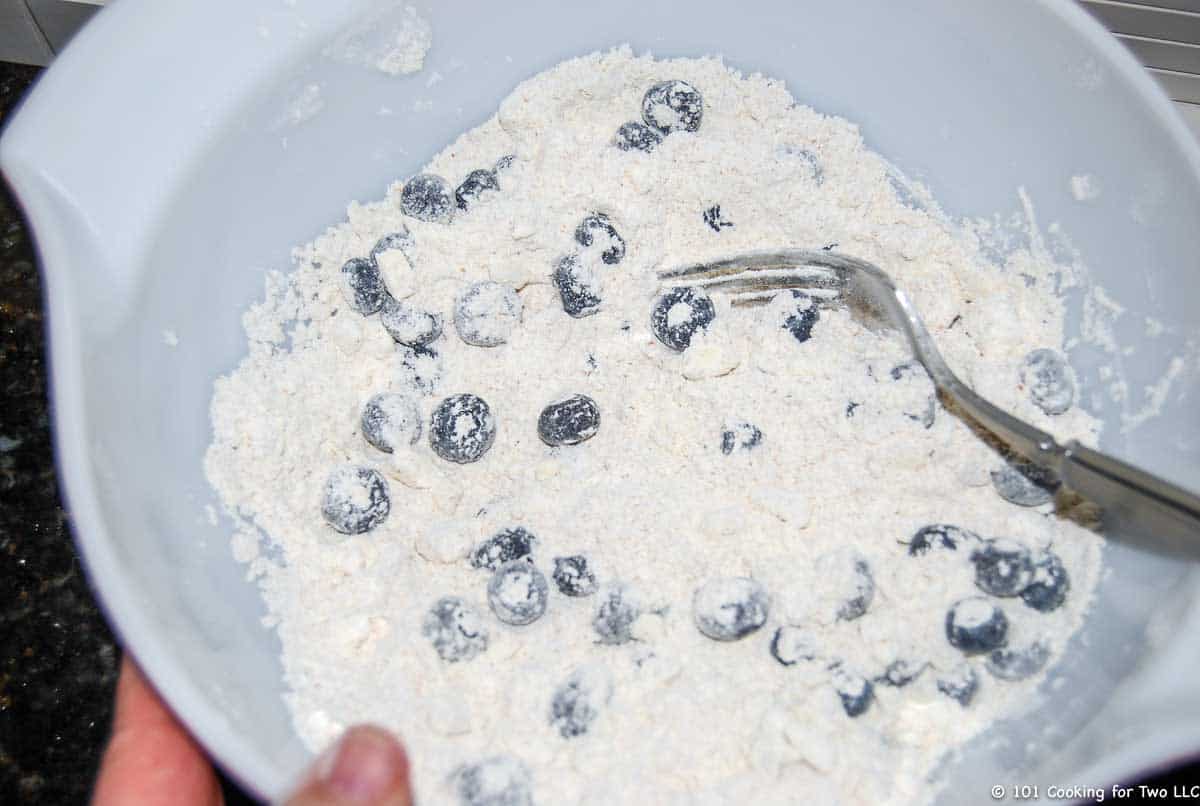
top-left (1057, 440), bottom-right (1200, 558)
top-left (942, 373), bottom-right (1200, 556)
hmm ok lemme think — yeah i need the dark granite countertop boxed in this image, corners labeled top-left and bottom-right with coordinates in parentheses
top-left (0, 58), bottom-right (1194, 806)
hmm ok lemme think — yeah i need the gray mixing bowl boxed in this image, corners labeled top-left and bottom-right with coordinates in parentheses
top-left (2, 0), bottom-right (1199, 801)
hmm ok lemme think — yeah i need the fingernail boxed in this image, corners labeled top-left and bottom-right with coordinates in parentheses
top-left (316, 726), bottom-right (407, 803)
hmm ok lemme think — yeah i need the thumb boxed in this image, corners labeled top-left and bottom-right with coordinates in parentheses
top-left (284, 725), bottom-right (413, 806)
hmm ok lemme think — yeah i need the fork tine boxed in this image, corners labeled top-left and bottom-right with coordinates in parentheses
top-left (658, 249), bottom-right (831, 281)
top-left (658, 249), bottom-right (849, 304)
top-left (671, 272), bottom-right (843, 295)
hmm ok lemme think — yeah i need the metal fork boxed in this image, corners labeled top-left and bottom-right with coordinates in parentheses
top-left (659, 248), bottom-right (1200, 558)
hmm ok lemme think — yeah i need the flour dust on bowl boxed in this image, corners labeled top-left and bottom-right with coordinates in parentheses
top-left (2, 0), bottom-right (1199, 803)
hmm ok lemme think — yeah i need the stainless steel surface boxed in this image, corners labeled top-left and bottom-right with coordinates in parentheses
top-left (1081, 0), bottom-right (1200, 103)
top-left (1119, 32), bottom-right (1200, 73)
top-left (1083, 0), bottom-right (1200, 42)
top-left (0, 0), bottom-right (98, 66)
top-left (660, 249), bottom-right (1200, 558)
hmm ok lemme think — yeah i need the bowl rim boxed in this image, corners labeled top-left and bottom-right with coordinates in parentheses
top-left (3, 0), bottom-right (1200, 800)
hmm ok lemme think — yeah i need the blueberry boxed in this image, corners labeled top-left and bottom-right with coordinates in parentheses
top-left (991, 457), bottom-right (1059, 507)
top-left (552, 253), bottom-right (602, 318)
top-left (986, 642), bottom-right (1050, 681)
top-left (720, 420), bottom-right (762, 455)
top-left (945, 597), bottom-right (1009, 654)
top-left (879, 659), bottom-right (927, 687)
top-left (400, 173), bottom-right (453, 223)
top-left (453, 281), bottom-right (523, 347)
top-left (614, 121), bottom-right (662, 153)
top-left (592, 585), bottom-right (639, 645)
top-left (454, 757), bottom-right (532, 806)
top-left (769, 626), bottom-right (818, 667)
top-left (380, 297), bottom-right (443, 348)
top-left (907, 524), bottom-right (981, 556)
top-left (781, 290), bottom-right (820, 344)
top-left (340, 257), bottom-right (386, 315)
top-left (1020, 348), bottom-right (1075, 415)
top-left (429, 393), bottom-right (496, 464)
top-left (693, 577), bottom-right (769, 641)
top-left (549, 666), bottom-right (612, 739)
top-left (552, 555), bottom-right (598, 597)
top-left (471, 527), bottom-right (537, 571)
top-left (422, 596), bottom-right (488, 662)
top-left (936, 663), bottom-right (979, 706)
top-left (487, 561), bottom-right (549, 626)
top-left (650, 286), bottom-right (716, 351)
top-left (574, 213), bottom-right (625, 265)
top-left (641, 80), bottom-right (703, 135)
top-left (455, 169), bottom-right (500, 211)
top-left (494, 154), bottom-right (516, 174)
top-left (397, 344), bottom-right (443, 396)
top-left (1020, 550), bottom-right (1070, 612)
top-left (838, 559), bottom-right (875, 621)
top-left (538, 394), bottom-right (601, 447)
top-left (703, 205), bottom-right (733, 232)
top-left (971, 538), bottom-right (1036, 597)
top-left (321, 465), bottom-right (390, 535)
top-left (830, 664), bottom-right (874, 717)
top-left (361, 392), bottom-right (422, 453)
top-left (369, 230), bottom-right (412, 262)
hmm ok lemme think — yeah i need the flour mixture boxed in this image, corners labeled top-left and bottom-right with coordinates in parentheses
top-left (205, 47), bottom-right (1103, 805)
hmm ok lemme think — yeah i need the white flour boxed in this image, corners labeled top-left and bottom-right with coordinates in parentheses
top-left (205, 48), bottom-right (1104, 805)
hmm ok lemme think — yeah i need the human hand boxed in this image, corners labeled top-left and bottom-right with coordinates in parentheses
top-left (93, 656), bottom-right (413, 805)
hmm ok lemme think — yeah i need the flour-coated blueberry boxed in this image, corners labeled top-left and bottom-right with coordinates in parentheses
top-left (422, 596), bottom-right (488, 662)
top-left (455, 169), bottom-right (500, 211)
top-left (380, 297), bottom-right (442, 348)
top-left (429, 393), bottom-right (496, 464)
top-left (487, 561), bottom-right (549, 626)
top-left (361, 392), bottom-right (422, 453)
top-left (574, 213), bottom-right (625, 265)
top-left (538, 394), bottom-right (601, 447)
top-left (453, 757), bottom-right (532, 806)
top-left (946, 597), bottom-right (1009, 654)
top-left (1020, 550), bottom-right (1070, 612)
top-left (782, 290), bottom-right (820, 344)
top-left (641, 80), bottom-right (703, 134)
top-left (1020, 348), bottom-right (1075, 415)
top-left (830, 663), bottom-right (874, 717)
top-left (549, 666), bottom-right (612, 739)
top-left (552, 556), bottom-right (598, 597)
top-left (321, 465), bottom-right (390, 535)
top-left (936, 663), bottom-right (979, 706)
top-left (720, 420), bottom-right (762, 455)
top-left (552, 253), bottom-right (602, 318)
top-left (770, 626), bottom-right (818, 667)
top-left (614, 121), bottom-right (662, 152)
top-left (593, 585), bottom-right (639, 645)
top-left (972, 539), bottom-right (1036, 598)
top-left (401, 173), bottom-right (453, 223)
top-left (693, 577), bottom-right (769, 641)
top-left (471, 527), bottom-right (537, 571)
top-left (986, 642), bottom-right (1050, 681)
top-left (341, 257), bottom-right (386, 315)
top-left (991, 457), bottom-right (1059, 507)
top-left (908, 524), bottom-right (980, 556)
top-left (650, 286), bottom-right (715, 351)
